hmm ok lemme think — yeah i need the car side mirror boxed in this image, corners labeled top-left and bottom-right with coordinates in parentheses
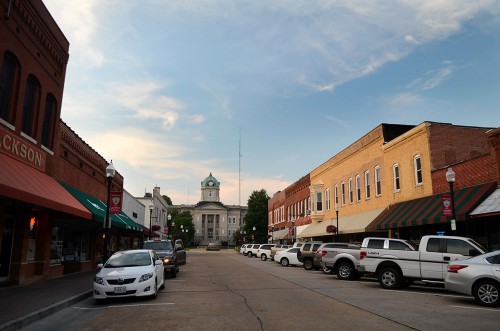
top-left (155, 260), bottom-right (163, 266)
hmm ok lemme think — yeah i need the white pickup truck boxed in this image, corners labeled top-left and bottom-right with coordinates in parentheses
top-left (360, 235), bottom-right (488, 289)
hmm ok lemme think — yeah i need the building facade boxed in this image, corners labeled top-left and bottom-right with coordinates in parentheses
top-left (269, 122), bottom-right (499, 249)
top-left (169, 173), bottom-right (247, 246)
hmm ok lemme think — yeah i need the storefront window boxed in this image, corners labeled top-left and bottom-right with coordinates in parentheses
top-left (50, 226), bottom-right (63, 265)
top-left (62, 227), bottom-right (90, 262)
top-left (27, 217), bottom-right (38, 261)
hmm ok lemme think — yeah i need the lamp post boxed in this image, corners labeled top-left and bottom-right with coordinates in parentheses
top-left (446, 167), bottom-right (457, 235)
top-left (148, 202), bottom-right (154, 239)
top-left (180, 224), bottom-right (184, 242)
top-left (271, 224), bottom-right (274, 244)
top-left (167, 214), bottom-right (172, 239)
top-left (291, 218), bottom-right (295, 244)
top-left (103, 161), bottom-right (116, 264)
top-left (252, 226), bottom-right (256, 243)
top-left (335, 202), bottom-right (339, 237)
top-left (172, 221), bottom-right (175, 240)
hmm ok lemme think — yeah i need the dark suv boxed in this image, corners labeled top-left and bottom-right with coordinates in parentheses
top-left (297, 241), bottom-right (323, 270)
top-left (143, 239), bottom-right (186, 278)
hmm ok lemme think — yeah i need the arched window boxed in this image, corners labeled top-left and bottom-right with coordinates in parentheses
top-left (41, 94), bottom-right (57, 149)
top-left (22, 75), bottom-right (40, 138)
top-left (0, 52), bottom-right (20, 124)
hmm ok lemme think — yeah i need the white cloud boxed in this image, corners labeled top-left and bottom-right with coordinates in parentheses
top-left (408, 64), bottom-right (454, 91)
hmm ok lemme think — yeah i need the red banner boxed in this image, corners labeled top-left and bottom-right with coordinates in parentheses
top-left (442, 194), bottom-right (452, 217)
top-left (110, 191), bottom-right (123, 214)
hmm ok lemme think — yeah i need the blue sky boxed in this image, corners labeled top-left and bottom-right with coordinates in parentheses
top-left (43, 0), bottom-right (500, 206)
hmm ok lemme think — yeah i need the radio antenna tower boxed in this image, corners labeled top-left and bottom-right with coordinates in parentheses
top-left (239, 128), bottom-right (242, 207)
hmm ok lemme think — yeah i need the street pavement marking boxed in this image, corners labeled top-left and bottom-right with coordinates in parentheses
top-left (74, 303), bottom-right (175, 310)
top-left (450, 305), bottom-right (499, 312)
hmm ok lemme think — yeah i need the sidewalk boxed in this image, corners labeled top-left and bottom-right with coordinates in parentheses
top-left (0, 270), bottom-right (95, 331)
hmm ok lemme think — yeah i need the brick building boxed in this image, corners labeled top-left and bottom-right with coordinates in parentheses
top-left (269, 122), bottom-right (499, 248)
top-left (0, 0), bottom-right (92, 284)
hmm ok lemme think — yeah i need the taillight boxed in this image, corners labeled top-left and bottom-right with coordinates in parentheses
top-left (447, 265), bottom-right (468, 273)
top-left (360, 251), bottom-right (366, 260)
top-left (321, 250), bottom-right (327, 257)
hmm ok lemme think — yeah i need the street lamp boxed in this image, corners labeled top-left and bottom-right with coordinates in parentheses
top-left (335, 202), bottom-right (339, 237)
top-left (271, 224), bottom-right (274, 244)
top-left (252, 226), bottom-right (256, 243)
top-left (167, 214), bottom-right (172, 238)
top-left (172, 221), bottom-right (175, 240)
top-left (148, 202), bottom-right (154, 240)
top-left (446, 167), bottom-right (457, 235)
top-left (291, 218), bottom-right (295, 244)
top-left (103, 161), bottom-right (116, 263)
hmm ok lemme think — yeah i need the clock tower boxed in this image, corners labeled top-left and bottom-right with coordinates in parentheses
top-left (200, 172), bottom-right (220, 202)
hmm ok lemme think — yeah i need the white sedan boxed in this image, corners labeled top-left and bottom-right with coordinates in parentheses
top-left (274, 247), bottom-right (302, 267)
top-left (93, 249), bottom-right (165, 303)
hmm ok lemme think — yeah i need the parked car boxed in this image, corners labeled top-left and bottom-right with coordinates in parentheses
top-left (143, 239), bottom-right (187, 278)
top-left (93, 249), bottom-right (165, 303)
top-left (270, 244), bottom-right (292, 260)
top-left (274, 247), bottom-right (302, 267)
top-left (445, 250), bottom-right (500, 307)
top-left (297, 241), bottom-right (323, 270)
top-left (246, 244), bottom-right (262, 257)
top-left (360, 235), bottom-right (487, 289)
top-left (256, 244), bottom-right (276, 261)
top-left (206, 242), bottom-right (220, 251)
top-left (240, 244), bottom-right (249, 255)
top-left (320, 244), bottom-right (364, 280)
top-left (313, 242), bottom-right (361, 276)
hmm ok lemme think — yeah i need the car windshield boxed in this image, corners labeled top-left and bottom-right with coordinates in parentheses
top-left (105, 252), bottom-right (152, 268)
top-left (143, 241), bottom-right (173, 251)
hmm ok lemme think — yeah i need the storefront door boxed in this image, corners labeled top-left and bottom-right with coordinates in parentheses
top-left (0, 215), bottom-right (15, 282)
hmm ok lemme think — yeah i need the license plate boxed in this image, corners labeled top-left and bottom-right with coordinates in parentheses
top-left (114, 286), bottom-right (126, 294)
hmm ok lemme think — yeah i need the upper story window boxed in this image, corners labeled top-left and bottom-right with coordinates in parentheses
top-left (393, 164), bottom-right (401, 191)
top-left (316, 191), bottom-right (323, 212)
top-left (365, 170), bottom-right (371, 199)
top-left (375, 166), bottom-right (381, 196)
top-left (348, 178), bottom-right (353, 204)
top-left (414, 155), bottom-right (423, 186)
top-left (334, 184), bottom-right (339, 206)
top-left (0, 52), bottom-right (19, 125)
top-left (355, 175), bottom-right (361, 202)
top-left (22, 75), bottom-right (40, 138)
top-left (341, 181), bottom-right (346, 206)
top-left (41, 94), bottom-right (57, 149)
top-left (325, 188), bottom-right (331, 211)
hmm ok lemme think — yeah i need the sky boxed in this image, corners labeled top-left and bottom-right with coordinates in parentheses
top-left (42, 0), bottom-right (500, 206)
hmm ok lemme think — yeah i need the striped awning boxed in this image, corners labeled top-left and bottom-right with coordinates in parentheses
top-left (370, 182), bottom-right (496, 230)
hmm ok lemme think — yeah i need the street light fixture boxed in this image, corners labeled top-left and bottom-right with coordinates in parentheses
top-left (291, 218), bottom-right (295, 244)
top-left (103, 161), bottom-right (116, 263)
top-left (148, 202), bottom-right (154, 240)
top-left (172, 221), bottom-right (175, 240)
top-left (271, 224), bottom-right (274, 244)
top-left (167, 214), bottom-right (172, 239)
top-left (446, 167), bottom-right (457, 235)
top-left (252, 226), bottom-right (256, 243)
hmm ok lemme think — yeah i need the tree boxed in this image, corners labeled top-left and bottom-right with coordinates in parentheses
top-left (169, 209), bottom-right (195, 245)
top-left (162, 195), bottom-right (173, 205)
top-left (243, 189), bottom-right (270, 243)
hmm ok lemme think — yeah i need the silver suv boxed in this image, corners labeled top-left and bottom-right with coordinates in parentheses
top-left (246, 244), bottom-right (262, 258)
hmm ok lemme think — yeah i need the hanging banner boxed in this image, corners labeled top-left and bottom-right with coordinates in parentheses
top-left (442, 194), bottom-right (452, 217)
top-left (110, 191), bottom-right (123, 214)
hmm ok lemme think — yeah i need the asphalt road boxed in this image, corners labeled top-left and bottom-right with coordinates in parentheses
top-left (22, 248), bottom-right (499, 331)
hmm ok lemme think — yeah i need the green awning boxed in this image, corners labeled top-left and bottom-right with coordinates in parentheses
top-left (369, 182), bottom-right (496, 230)
top-left (59, 182), bottom-right (142, 232)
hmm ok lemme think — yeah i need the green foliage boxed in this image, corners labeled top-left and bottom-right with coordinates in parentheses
top-left (162, 195), bottom-right (173, 205)
top-left (169, 209), bottom-right (194, 244)
top-left (243, 189), bottom-right (270, 243)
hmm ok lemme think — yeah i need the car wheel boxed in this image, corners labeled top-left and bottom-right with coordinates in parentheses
top-left (170, 266), bottom-right (177, 278)
top-left (378, 267), bottom-right (402, 289)
top-left (261, 254), bottom-right (267, 261)
top-left (248, 253), bottom-right (253, 258)
top-left (303, 259), bottom-right (313, 270)
top-left (336, 261), bottom-right (355, 280)
top-left (322, 265), bottom-right (334, 275)
top-left (281, 258), bottom-right (289, 267)
top-left (151, 280), bottom-right (158, 299)
top-left (473, 280), bottom-right (500, 307)
top-left (159, 273), bottom-right (165, 289)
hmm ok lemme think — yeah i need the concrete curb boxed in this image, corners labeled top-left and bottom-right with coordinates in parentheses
top-left (0, 290), bottom-right (92, 331)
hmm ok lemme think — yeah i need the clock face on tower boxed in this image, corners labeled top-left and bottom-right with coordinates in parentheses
top-left (208, 180), bottom-right (214, 186)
